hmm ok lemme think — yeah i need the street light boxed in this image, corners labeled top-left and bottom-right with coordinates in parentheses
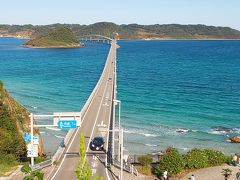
top-left (103, 128), bottom-right (124, 180)
top-left (113, 99), bottom-right (121, 162)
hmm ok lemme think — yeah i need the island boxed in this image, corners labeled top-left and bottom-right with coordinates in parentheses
top-left (22, 27), bottom-right (83, 48)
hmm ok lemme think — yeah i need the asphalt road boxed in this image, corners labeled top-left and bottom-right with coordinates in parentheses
top-left (49, 40), bottom-right (117, 180)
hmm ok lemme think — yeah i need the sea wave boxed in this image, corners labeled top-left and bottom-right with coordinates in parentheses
top-left (208, 126), bottom-right (240, 135)
top-left (145, 144), bottom-right (158, 147)
top-left (175, 128), bottom-right (190, 133)
top-left (30, 105), bottom-right (38, 109)
top-left (159, 125), bottom-right (192, 135)
top-left (124, 129), bottom-right (158, 137)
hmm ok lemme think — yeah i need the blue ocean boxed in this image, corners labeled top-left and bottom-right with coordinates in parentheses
top-left (0, 38), bottom-right (239, 155)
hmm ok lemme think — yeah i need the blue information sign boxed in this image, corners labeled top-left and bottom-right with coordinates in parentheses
top-left (24, 133), bottom-right (31, 142)
top-left (58, 120), bottom-right (77, 129)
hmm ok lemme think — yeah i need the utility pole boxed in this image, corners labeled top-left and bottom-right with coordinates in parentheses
top-left (120, 128), bottom-right (123, 180)
top-left (30, 113), bottom-right (34, 166)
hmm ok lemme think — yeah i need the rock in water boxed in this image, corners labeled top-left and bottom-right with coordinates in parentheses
top-left (229, 136), bottom-right (240, 143)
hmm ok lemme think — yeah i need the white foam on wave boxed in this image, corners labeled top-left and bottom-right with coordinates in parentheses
top-left (124, 130), bottom-right (157, 137)
top-left (159, 125), bottom-right (193, 135)
top-left (175, 128), bottom-right (190, 133)
top-left (232, 128), bottom-right (240, 133)
top-left (208, 130), bottom-right (227, 135)
top-left (46, 127), bottom-right (61, 131)
top-left (208, 126), bottom-right (240, 135)
top-left (30, 105), bottom-right (38, 109)
top-left (139, 133), bottom-right (158, 137)
top-left (145, 144), bottom-right (157, 147)
top-left (40, 131), bottom-right (45, 134)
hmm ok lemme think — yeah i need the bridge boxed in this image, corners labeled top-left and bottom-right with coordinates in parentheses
top-left (38, 36), bottom-right (125, 179)
top-left (79, 34), bottom-right (116, 44)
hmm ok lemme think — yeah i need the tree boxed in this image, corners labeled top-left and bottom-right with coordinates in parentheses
top-left (75, 133), bottom-right (92, 180)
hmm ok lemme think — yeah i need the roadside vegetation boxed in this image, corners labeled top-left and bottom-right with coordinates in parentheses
top-left (136, 155), bottom-right (153, 175)
top-left (0, 81), bottom-right (44, 176)
top-left (75, 133), bottom-right (92, 180)
top-left (0, 81), bottom-right (28, 175)
top-left (154, 147), bottom-right (231, 178)
top-left (0, 154), bottom-right (19, 176)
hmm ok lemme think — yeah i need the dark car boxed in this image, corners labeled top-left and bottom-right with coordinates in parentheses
top-left (90, 136), bottom-right (104, 151)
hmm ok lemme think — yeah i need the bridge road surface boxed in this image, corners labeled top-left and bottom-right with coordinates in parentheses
top-left (49, 40), bottom-right (117, 180)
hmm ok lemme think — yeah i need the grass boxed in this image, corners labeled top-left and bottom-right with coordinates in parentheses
top-left (0, 154), bottom-right (19, 176)
top-left (135, 165), bottom-right (152, 176)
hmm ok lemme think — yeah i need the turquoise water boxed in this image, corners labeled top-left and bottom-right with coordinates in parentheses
top-left (0, 38), bottom-right (239, 155)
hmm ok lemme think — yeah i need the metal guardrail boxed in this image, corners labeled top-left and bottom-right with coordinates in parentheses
top-left (30, 159), bottom-right (52, 171)
top-left (51, 129), bottom-right (75, 164)
top-left (112, 159), bottom-right (138, 176)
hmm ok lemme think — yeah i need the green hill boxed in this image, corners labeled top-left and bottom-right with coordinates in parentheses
top-left (0, 81), bottom-right (43, 176)
top-left (1, 23), bottom-right (240, 40)
top-left (23, 27), bottom-right (82, 48)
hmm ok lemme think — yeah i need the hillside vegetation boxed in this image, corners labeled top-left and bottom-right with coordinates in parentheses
top-left (23, 27), bottom-right (82, 48)
top-left (1, 22), bottom-right (240, 39)
top-left (0, 81), bottom-right (43, 176)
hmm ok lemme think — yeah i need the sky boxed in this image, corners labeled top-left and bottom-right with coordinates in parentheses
top-left (0, 0), bottom-right (239, 30)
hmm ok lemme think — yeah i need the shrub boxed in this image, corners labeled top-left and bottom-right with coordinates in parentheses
top-left (203, 149), bottom-right (227, 166)
top-left (21, 164), bottom-right (31, 173)
top-left (184, 148), bottom-right (209, 169)
top-left (23, 170), bottom-right (44, 180)
top-left (138, 155), bottom-right (153, 167)
top-left (222, 168), bottom-right (232, 180)
top-left (184, 148), bottom-right (229, 169)
top-left (35, 155), bottom-right (47, 164)
top-left (155, 148), bottom-right (185, 177)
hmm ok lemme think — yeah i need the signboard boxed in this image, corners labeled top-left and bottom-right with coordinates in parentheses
top-left (27, 144), bottom-right (38, 157)
top-left (24, 133), bottom-right (31, 142)
top-left (33, 134), bottom-right (39, 145)
top-left (53, 112), bottom-right (81, 126)
top-left (24, 133), bottom-right (38, 144)
top-left (58, 120), bottom-right (77, 129)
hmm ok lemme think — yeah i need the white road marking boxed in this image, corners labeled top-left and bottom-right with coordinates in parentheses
top-left (91, 162), bottom-right (97, 168)
top-left (97, 121), bottom-right (107, 127)
top-left (92, 169), bottom-right (96, 175)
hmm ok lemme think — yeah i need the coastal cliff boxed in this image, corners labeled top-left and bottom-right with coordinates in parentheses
top-left (0, 81), bottom-right (43, 159)
top-left (23, 27), bottom-right (83, 48)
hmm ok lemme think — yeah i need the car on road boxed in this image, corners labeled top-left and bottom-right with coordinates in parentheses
top-left (90, 136), bottom-right (104, 151)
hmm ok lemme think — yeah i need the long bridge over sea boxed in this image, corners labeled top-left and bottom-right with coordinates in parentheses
top-left (29, 35), bottom-right (137, 179)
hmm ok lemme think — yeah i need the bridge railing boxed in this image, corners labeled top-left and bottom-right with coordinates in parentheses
top-left (112, 159), bottom-right (138, 176)
top-left (80, 41), bottom-right (114, 119)
top-left (30, 159), bottom-right (52, 171)
top-left (51, 129), bottom-right (75, 164)
top-left (51, 41), bottom-right (114, 166)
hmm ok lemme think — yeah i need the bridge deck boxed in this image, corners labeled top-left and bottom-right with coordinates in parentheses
top-left (49, 40), bottom-right (117, 180)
